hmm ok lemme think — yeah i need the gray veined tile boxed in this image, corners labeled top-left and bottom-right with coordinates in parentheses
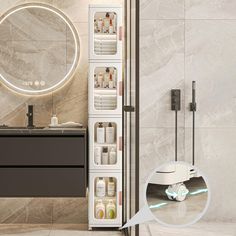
top-left (9, 7), bottom-right (67, 41)
top-left (148, 221), bottom-right (236, 236)
top-left (140, 20), bottom-right (184, 128)
top-left (140, 0), bottom-right (184, 20)
top-left (185, 0), bottom-right (236, 20)
top-left (185, 20), bottom-right (236, 128)
top-left (139, 127), bottom-right (185, 205)
top-left (185, 128), bottom-right (236, 221)
top-left (52, 0), bottom-right (89, 23)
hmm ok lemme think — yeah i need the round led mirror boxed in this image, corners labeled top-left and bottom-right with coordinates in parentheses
top-left (0, 3), bottom-right (80, 95)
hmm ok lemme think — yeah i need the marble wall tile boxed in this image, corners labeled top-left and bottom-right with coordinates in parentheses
top-left (140, 20), bottom-right (184, 128)
top-left (139, 127), bottom-right (185, 205)
top-left (25, 199), bottom-right (53, 224)
top-left (52, 198), bottom-right (88, 224)
top-left (185, 0), bottom-right (236, 19)
top-left (0, 199), bottom-right (30, 223)
top-left (140, 0), bottom-right (184, 20)
top-left (0, 0), bottom-right (54, 16)
top-left (185, 20), bottom-right (236, 128)
top-left (53, 22), bottom-right (88, 126)
top-left (185, 128), bottom-right (236, 221)
top-left (9, 8), bottom-right (67, 41)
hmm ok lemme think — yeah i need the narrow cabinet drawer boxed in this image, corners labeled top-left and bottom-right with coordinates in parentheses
top-left (0, 168), bottom-right (86, 197)
top-left (0, 137), bottom-right (86, 166)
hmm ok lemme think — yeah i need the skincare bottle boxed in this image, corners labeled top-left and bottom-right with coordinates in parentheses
top-left (106, 123), bottom-right (115, 144)
top-left (104, 12), bottom-right (110, 32)
top-left (94, 146), bottom-right (102, 165)
top-left (97, 123), bottom-right (105, 144)
top-left (94, 74), bottom-right (98, 88)
top-left (106, 200), bottom-right (116, 219)
top-left (102, 147), bottom-right (109, 165)
top-left (95, 200), bottom-right (105, 219)
top-left (112, 69), bottom-right (117, 88)
top-left (94, 19), bottom-right (98, 33)
top-left (97, 72), bottom-right (103, 88)
top-left (109, 148), bottom-right (116, 165)
top-left (104, 68), bottom-right (110, 88)
top-left (109, 77), bottom-right (114, 89)
top-left (96, 177), bottom-right (106, 197)
top-left (109, 20), bottom-right (114, 34)
top-left (107, 177), bottom-right (115, 197)
top-left (112, 14), bottom-right (117, 33)
top-left (97, 18), bottom-right (103, 33)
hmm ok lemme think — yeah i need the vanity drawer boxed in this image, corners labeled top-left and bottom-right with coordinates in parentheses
top-left (0, 167), bottom-right (87, 197)
top-left (0, 136), bottom-right (86, 166)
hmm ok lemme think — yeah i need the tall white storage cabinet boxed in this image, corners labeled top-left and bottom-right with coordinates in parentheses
top-left (88, 4), bottom-right (123, 229)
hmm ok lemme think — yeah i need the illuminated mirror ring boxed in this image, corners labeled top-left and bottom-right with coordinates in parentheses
top-left (0, 3), bottom-right (80, 95)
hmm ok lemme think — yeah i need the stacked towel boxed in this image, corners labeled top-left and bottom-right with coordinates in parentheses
top-left (94, 34), bottom-right (117, 55)
top-left (95, 94), bottom-right (117, 110)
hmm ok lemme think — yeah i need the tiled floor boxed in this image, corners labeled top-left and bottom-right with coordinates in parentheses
top-left (0, 224), bottom-right (123, 236)
top-left (146, 221), bottom-right (236, 236)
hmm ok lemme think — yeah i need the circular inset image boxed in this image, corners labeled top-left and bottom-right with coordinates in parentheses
top-left (146, 161), bottom-right (210, 227)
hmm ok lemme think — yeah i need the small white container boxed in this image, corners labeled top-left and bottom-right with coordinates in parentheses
top-left (50, 115), bottom-right (58, 126)
top-left (109, 24), bottom-right (114, 34)
top-left (101, 147), bottom-right (109, 165)
top-left (109, 79), bottom-right (114, 89)
top-left (96, 177), bottom-right (106, 197)
top-left (94, 146), bottom-right (102, 165)
top-left (97, 72), bottom-right (103, 88)
top-left (109, 148), bottom-right (116, 165)
top-left (97, 123), bottom-right (105, 143)
top-left (106, 123), bottom-right (115, 144)
top-left (107, 177), bottom-right (115, 197)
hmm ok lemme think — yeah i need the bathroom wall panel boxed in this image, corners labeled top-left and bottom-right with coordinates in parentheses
top-left (140, 0), bottom-right (184, 20)
top-left (185, 20), bottom-right (236, 128)
top-left (184, 127), bottom-right (236, 221)
top-left (139, 127), bottom-right (185, 205)
top-left (185, 0), bottom-right (236, 19)
top-left (140, 19), bottom-right (185, 128)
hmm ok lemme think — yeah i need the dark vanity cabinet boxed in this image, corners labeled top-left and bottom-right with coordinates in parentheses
top-left (0, 129), bottom-right (87, 197)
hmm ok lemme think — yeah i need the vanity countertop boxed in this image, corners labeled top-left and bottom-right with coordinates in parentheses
top-left (0, 127), bottom-right (87, 136)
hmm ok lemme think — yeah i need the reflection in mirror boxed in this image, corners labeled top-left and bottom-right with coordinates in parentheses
top-left (0, 3), bottom-right (79, 95)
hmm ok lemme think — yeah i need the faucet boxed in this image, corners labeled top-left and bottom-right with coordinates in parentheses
top-left (26, 105), bottom-right (34, 128)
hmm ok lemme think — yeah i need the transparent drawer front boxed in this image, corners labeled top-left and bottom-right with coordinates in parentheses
top-left (94, 12), bottom-right (117, 55)
top-left (94, 177), bottom-right (117, 220)
top-left (94, 122), bottom-right (117, 166)
top-left (94, 67), bottom-right (117, 111)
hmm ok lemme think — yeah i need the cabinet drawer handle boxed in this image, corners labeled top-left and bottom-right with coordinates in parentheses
top-left (119, 81), bottom-right (123, 96)
top-left (119, 191), bottom-right (122, 206)
top-left (119, 137), bottom-right (122, 151)
top-left (119, 26), bottom-right (123, 41)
